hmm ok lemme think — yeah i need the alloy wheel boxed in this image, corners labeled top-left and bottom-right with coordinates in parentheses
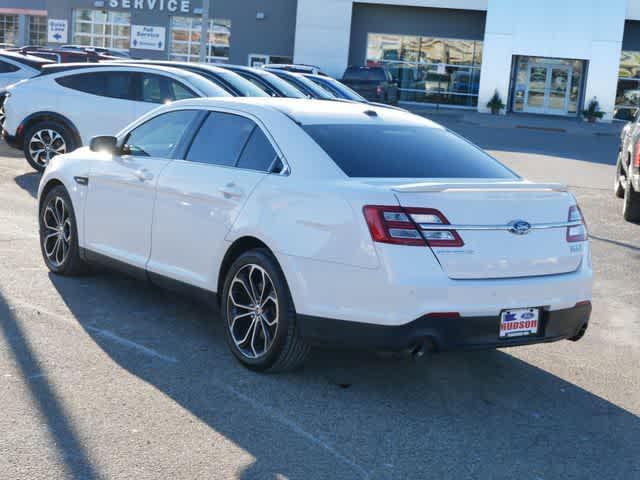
top-left (42, 196), bottom-right (72, 267)
top-left (29, 129), bottom-right (67, 168)
top-left (227, 264), bottom-right (279, 359)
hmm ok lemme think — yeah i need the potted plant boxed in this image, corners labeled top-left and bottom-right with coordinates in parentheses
top-left (583, 97), bottom-right (605, 123)
top-left (487, 90), bottom-right (505, 115)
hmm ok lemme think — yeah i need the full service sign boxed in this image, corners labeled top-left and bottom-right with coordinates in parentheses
top-left (107, 0), bottom-right (191, 13)
top-left (47, 19), bottom-right (68, 43)
top-left (131, 25), bottom-right (166, 51)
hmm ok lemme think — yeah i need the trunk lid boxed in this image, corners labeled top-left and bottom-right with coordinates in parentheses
top-left (391, 180), bottom-right (584, 280)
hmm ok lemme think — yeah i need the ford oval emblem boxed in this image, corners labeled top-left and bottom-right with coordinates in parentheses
top-left (509, 220), bottom-right (532, 235)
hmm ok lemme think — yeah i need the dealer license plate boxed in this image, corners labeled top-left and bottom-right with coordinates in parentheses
top-left (499, 308), bottom-right (540, 338)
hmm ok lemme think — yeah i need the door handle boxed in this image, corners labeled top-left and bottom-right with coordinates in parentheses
top-left (218, 182), bottom-right (243, 199)
top-left (134, 168), bottom-right (153, 182)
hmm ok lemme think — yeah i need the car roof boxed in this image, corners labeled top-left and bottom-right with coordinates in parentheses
top-left (40, 62), bottom-right (204, 80)
top-left (0, 50), bottom-right (53, 67)
top-left (162, 97), bottom-right (441, 127)
top-left (118, 59), bottom-right (231, 73)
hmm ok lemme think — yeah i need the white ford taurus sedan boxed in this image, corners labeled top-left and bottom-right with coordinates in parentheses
top-left (37, 98), bottom-right (592, 371)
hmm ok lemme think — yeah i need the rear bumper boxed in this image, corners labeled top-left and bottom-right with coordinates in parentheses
top-left (298, 302), bottom-right (591, 352)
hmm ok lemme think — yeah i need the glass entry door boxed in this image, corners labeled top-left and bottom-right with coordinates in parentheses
top-left (524, 64), bottom-right (572, 115)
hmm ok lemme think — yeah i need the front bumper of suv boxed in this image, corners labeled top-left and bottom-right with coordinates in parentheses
top-left (297, 302), bottom-right (591, 352)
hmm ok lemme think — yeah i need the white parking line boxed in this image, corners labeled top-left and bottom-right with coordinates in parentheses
top-left (5, 298), bottom-right (177, 363)
top-left (85, 325), bottom-right (177, 363)
top-left (223, 384), bottom-right (371, 479)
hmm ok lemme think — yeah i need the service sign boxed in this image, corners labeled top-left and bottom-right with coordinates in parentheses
top-left (130, 25), bottom-right (166, 51)
top-left (108, 0), bottom-right (191, 13)
top-left (47, 19), bottom-right (68, 43)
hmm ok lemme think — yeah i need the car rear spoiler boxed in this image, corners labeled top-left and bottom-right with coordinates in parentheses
top-left (391, 181), bottom-right (568, 193)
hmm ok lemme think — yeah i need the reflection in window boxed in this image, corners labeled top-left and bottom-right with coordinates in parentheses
top-left (366, 33), bottom-right (483, 107)
top-left (72, 9), bottom-right (131, 50)
top-left (616, 50), bottom-right (640, 119)
top-left (28, 15), bottom-right (47, 46)
top-left (0, 14), bottom-right (18, 45)
top-left (170, 16), bottom-right (231, 63)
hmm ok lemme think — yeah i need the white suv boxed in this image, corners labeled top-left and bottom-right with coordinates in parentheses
top-left (2, 64), bottom-right (230, 171)
top-left (37, 98), bottom-right (592, 372)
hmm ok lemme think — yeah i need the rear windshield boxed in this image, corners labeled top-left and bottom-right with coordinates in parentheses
top-left (214, 69), bottom-right (269, 97)
top-left (255, 70), bottom-right (306, 98)
top-left (302, 124), bottom-right (517, 179)
top-left (344, 68), bottom-right (386, 81)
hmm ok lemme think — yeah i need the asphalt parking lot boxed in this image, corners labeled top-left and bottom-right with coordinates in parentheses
top-left (0, 118), bottom-right (639, 480)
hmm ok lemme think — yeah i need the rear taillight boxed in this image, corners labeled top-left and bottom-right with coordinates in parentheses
top-left (376, 85), bottom-right (382, 96)
top-left (566, 205), bottom-right (587, 242)
top-left (363, 206), bottom-right (463, 247)
top-left (635, 141), bottom-right (640, 168)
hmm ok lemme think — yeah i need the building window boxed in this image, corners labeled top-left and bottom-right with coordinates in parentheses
top-left (366, 33), bottom-right (483, 107)
top-left (615, 50), bottom-right (640, 120)
top-left (170, 16), bottom-right (230, 63)
top-left (72, 9), bottom-right (131, 50)
top-left (28, 15), bottom-right (48, 46)
top-left (0, 14), bottom-right (19, 46)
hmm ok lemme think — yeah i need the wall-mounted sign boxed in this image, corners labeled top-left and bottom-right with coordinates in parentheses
top-left (130, 25), bottom-right (166, 51)
top-left (47, 19), bottom-right (68, 43)
top-left (107, 0), bottom-right (191, 13)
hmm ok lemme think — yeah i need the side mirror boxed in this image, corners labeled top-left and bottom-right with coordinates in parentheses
top-left (89, 135), bottom-right (118, 154)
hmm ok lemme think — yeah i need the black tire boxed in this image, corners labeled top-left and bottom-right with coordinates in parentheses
top-left (39, 184), bottom-right (86, 275)
top-left (623, 174), bottom-right (640, 222)
top-left (221, 249), bottom-right (310, 372)
top-left (614, 156), bottom-right (625, 198)
top-left (23, 121), bottom-right (77, 172)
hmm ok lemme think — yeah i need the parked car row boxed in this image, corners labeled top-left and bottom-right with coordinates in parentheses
top-left (0, 58), bottom-right (401, 172)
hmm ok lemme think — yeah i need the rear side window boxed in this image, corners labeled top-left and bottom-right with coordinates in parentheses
top-left (0, 60), bottom-right (19, 73)
top-left (237, 127), bottom-right (277, 171)
top-left (124, 109), bottom-right (200, 158)
top-left (55, 71), bottom-right (137, 100)
top-left (186, 112), bottom-right (254, 167)
top-left (141, 73), bottom-right (196, 103)
top-left (302, 124), bottom-right (518, 179)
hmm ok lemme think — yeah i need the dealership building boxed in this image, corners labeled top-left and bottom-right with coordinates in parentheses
top-left (2, 0), bottom-right (640, 120)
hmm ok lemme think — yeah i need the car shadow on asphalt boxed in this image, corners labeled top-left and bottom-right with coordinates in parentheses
top-left (14, 171), bottom-right (40, 199)
top-left (0, 269), bottom-right (624, 479)
top-left (2, 265), bottom-right (639, 479)
top-left (0, 292), bottom-right (100, 479)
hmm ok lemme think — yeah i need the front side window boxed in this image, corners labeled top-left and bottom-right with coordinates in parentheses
top-left (303, 123), bottom-right (517, 179)
top-left (124, 110), bottom-right (200, 158)
top-left (140, 73), bottom-right (196, 104)
top-left (186, 112), bottom-right (254, 167)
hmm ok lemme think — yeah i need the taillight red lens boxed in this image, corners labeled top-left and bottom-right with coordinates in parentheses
top-left (376, 85), bottom-right (382, 96)
top-left (635, 141), bottom-right (640, 168)
top-left (566, 205), bottom-right (587, 242)
top-left (363, 206), bottom-right (463, 247)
